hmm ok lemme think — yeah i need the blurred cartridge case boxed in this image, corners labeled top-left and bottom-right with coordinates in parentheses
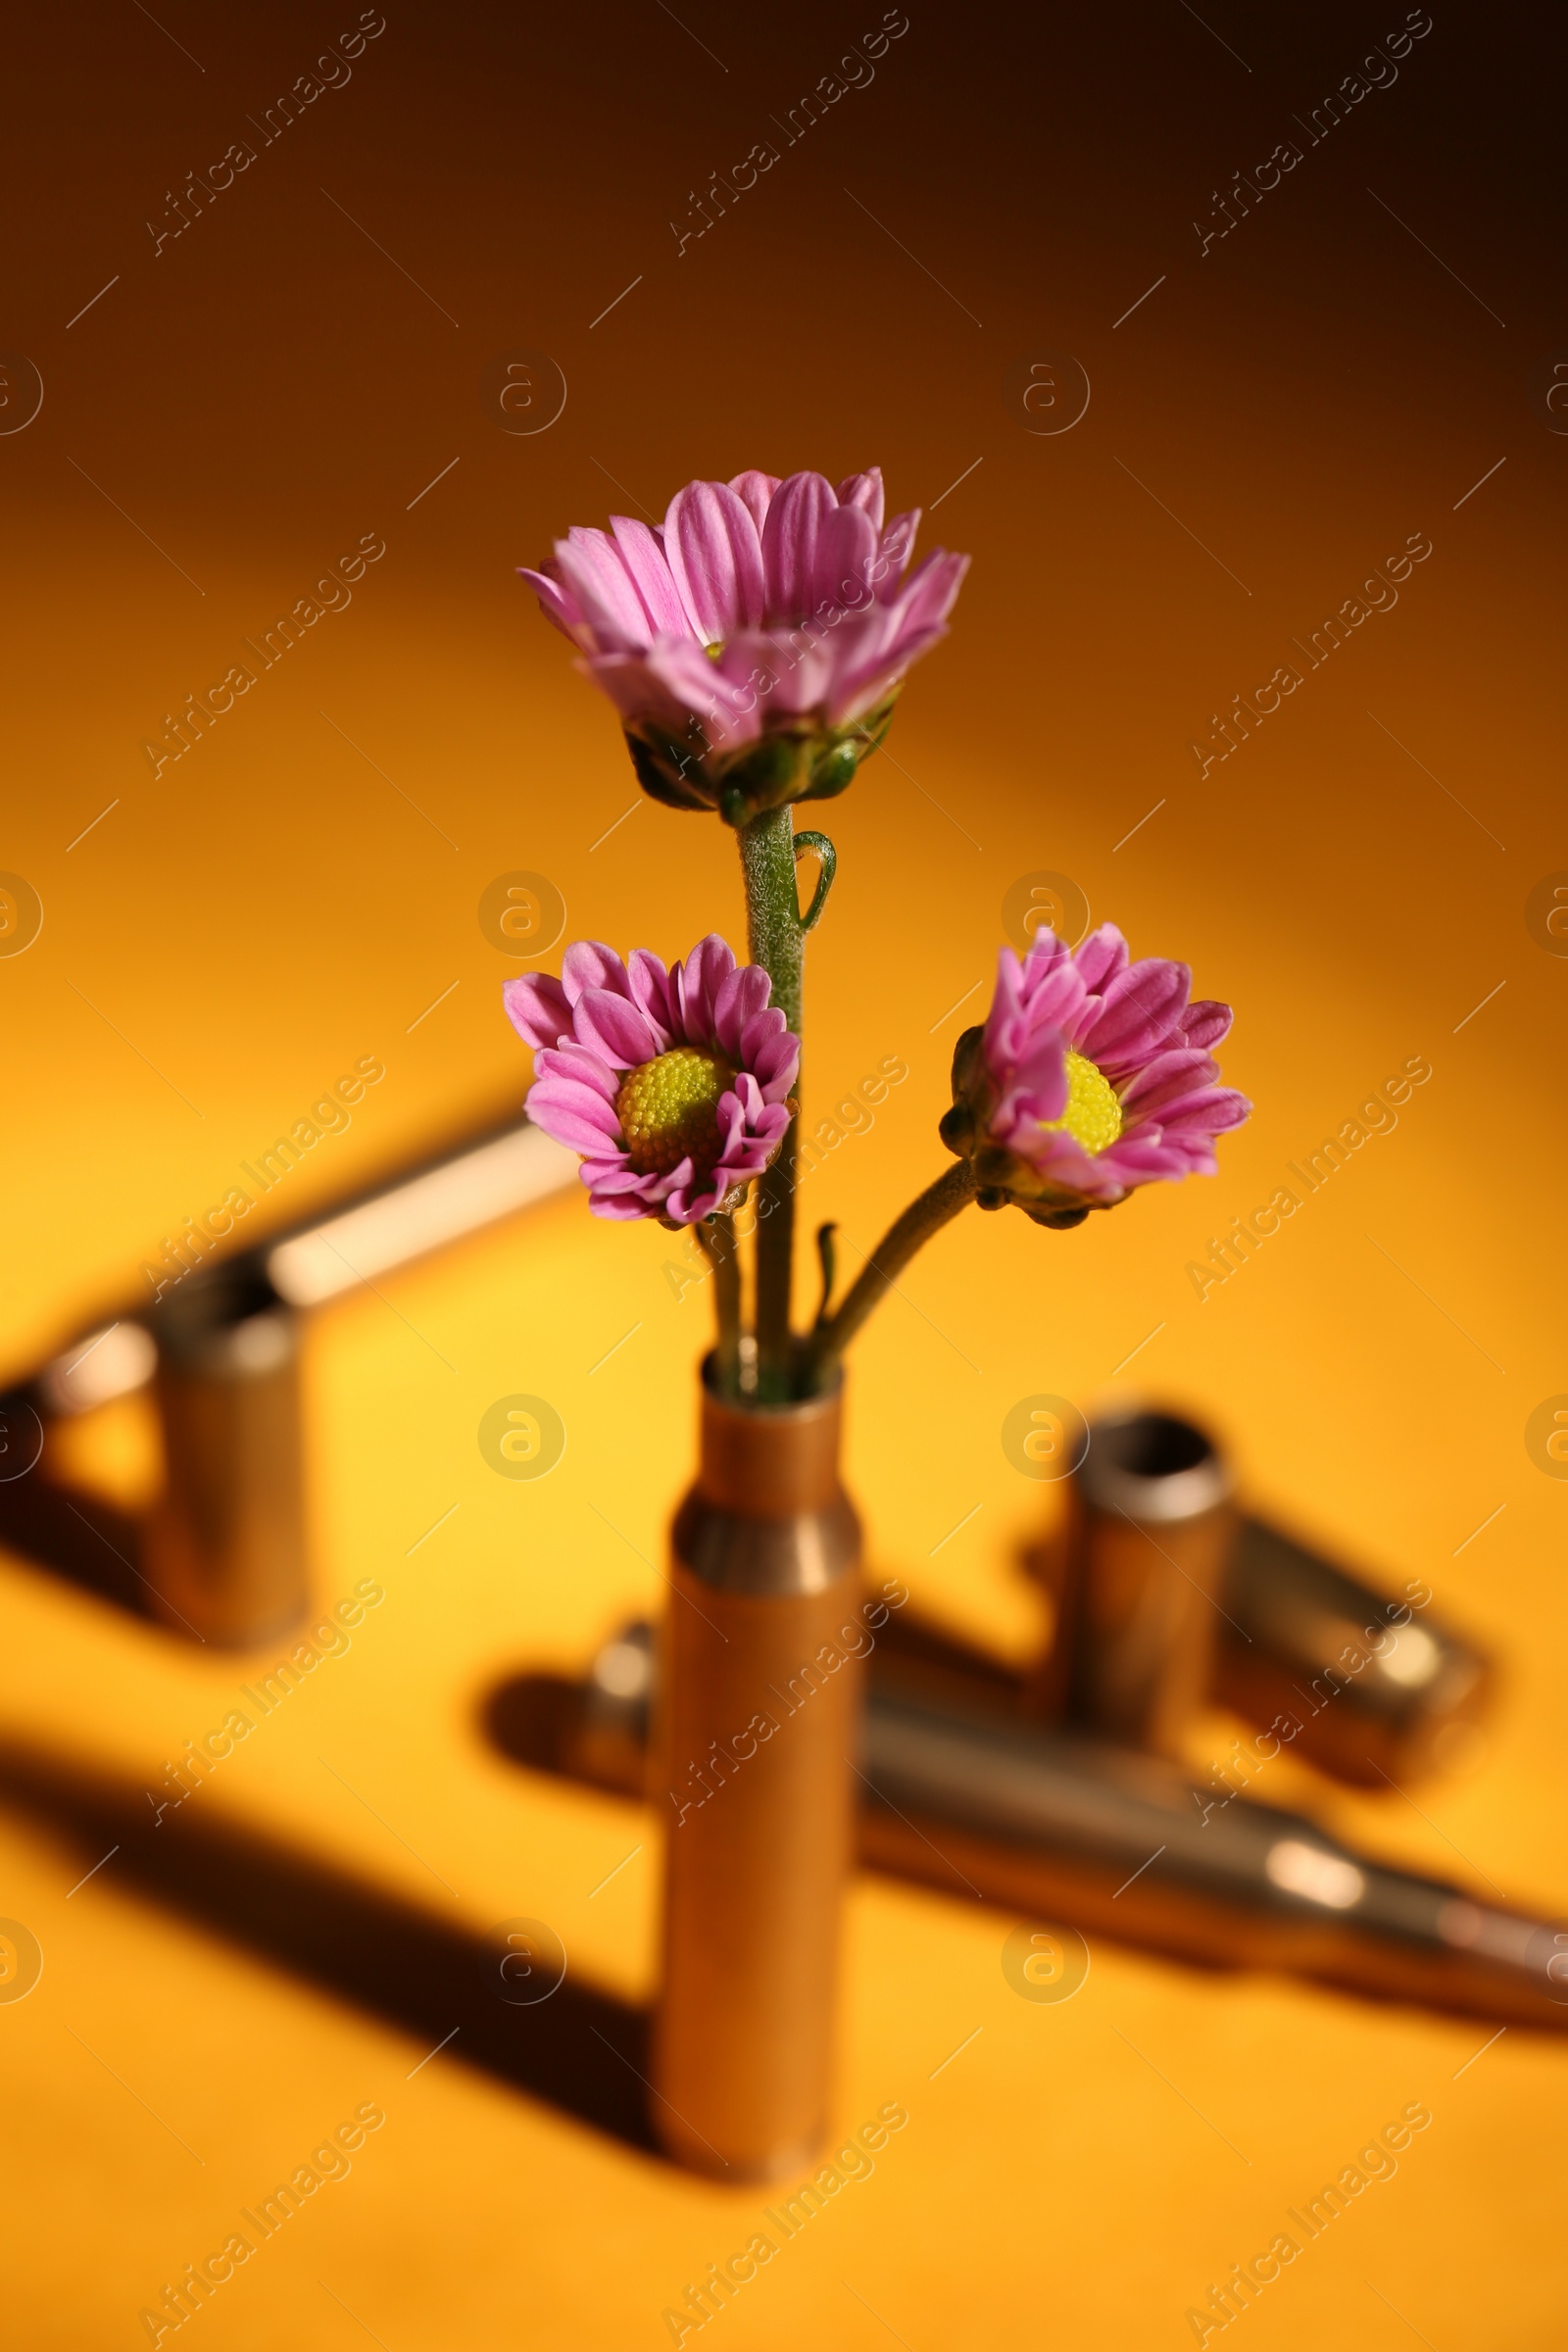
top-left (652, 1369), bottom-right (861, 2182)
top-left (568, 1621), bottom-right (1560, 2032)
top-left (574, 1621), bottom-right (656, 1795)
top-left (1218, 1515), bottom-right (1494, 1784)
top-left (1029, 1407), bottom-right (1234, 1754)
top-left (1023, 1405), bottom-right (1493, 1781)
top-left (22, 1115), bottom-right (575, 1426)
top-left (142, 1268), bottom-right (310, 1646)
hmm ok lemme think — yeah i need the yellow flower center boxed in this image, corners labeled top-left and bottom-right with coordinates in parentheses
top-left (615, 1046), bottom-right (735, 1177)
top-left (1038, 1049), bottom-right (1123, 1155)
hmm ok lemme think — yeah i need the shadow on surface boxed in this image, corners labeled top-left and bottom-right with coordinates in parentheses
top-left (0, 1464), bottom-right (157, 1621)
top-left (0, 1734), bottom-right (655, 2153)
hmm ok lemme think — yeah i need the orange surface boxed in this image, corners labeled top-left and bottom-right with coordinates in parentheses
top-left (3, 4), bottom-right (1565, 2343)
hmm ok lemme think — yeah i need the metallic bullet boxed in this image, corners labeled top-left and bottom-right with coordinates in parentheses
top-left (858, 1685), bottom-right (1565, 2030)
top-left (1217, 1514), bottom-right (1494, 1784)
top-left (141, 1267), bottom-right (310, 1646)
top-left (4, 1111), bottom-right (575, 1642)
top-left (18, 1110), bottom-right (576, 1422)
top-left (570, 1619), bottom-right (1566, 2031)
top-left (1023, 1406), bottom-right (1493, 1782)
top-left (1028, 1407), bottom-right (1236, 1753)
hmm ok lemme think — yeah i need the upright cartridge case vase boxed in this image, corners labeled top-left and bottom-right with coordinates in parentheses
top-left (652, 1363), bottom-right (862, 2180)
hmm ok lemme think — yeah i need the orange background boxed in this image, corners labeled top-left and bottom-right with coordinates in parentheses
top-left (2, 2), bottom-right (1565, 2343)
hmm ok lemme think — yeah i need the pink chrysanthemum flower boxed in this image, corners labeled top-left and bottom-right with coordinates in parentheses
top-left (519, 466), bottom-right (967, 822)
top-left (942, 925), bottom-right (1250, 1223)
top-left (504, 936), bottom-right (800, 1224)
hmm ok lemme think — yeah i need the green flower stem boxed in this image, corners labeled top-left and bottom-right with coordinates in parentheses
top-left (804, 1159), bottom-right (979, 1389)
top-left (695, 1211), bottom-right (742, 1396)
top-left (737, 806), bottom-right (805, 1398)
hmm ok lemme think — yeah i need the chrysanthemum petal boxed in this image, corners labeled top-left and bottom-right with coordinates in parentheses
top-left (611, 517), bottom-right (690, 638)
top-left (1158, 1087), bottom-right (1252, 1132)
top-left (729, 470), bottom-right (782, 532)
top-left (643, 638), bottom-right (766, 748)
top-left (571, 986), bottom-right (662, 1068)
top-left (761, 471), bottom-right (838, 626)
top-left (676, 934), bottom-right (737, 1040)
top-left (1019, 1126), bottom-right (1102, 1192)
top-left (526, 1084), bottom-right (624, 1155)
top-left (1072, 924), bottom-right (1130, 993)
top-left (894, 548), bottom-right (969, 636)
top-left (1008, 1031), bottom-right (1072, 1118)
top-left (502, 972), bottom-right (571, 1050)
top-left (664, 480), bottom-right (765, 642)
top-left (553, 527), bottom-right (658, 651)
top-left (581, 1161), bottom-right (653, 1192)
top-left (562, 941), bottom-right (631, 1004)
top-left (741, 1009), bottom-right (799, 1097)
top-left (1019, 956), bottom-right (1088, 1036)
top-left (532, 1042), bottom-right (618, 1102)
top-left (1102, 1134), bottom-right (1196, 1181)
top-left (877, 510), bottom-right (920, 582)
top-left (585, 1195), bottom-right (650, 1221)
top-left (815, 502), bottom-right (879, 617)
top-left (1180, 999), bottom-right (1233, 1051)
top-left (712, 960), bottom-right (773, 1058)
top-left (517, 564), bottom-right (585, 643)
top-left (1081, 958), bottom-right (1192, 1064)
top-left (579, 650), bottom-right (695, 735)
top-left (823, 605), bottom-right (944, 723)
top-left (1117, 1047), bottom-right (1217, 1113)
top-left (626, 949), bottom-right (676, 1041)
top-left (717, 627), bottom-right (836, 717)
top-left (837, 468), bottom-right (886, 530)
